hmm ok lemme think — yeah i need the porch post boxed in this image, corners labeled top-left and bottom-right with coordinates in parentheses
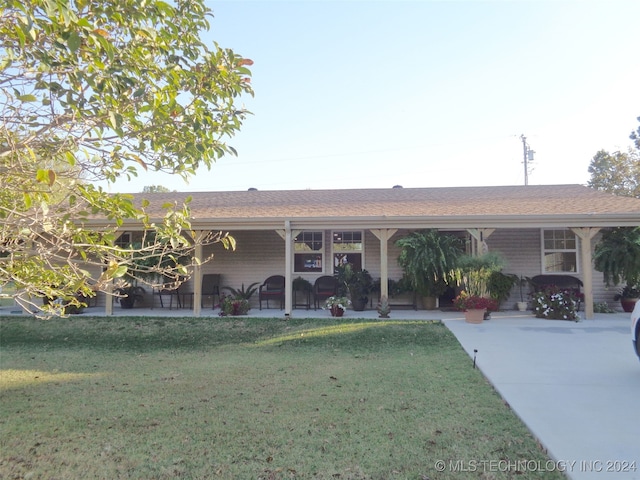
top-left (105, 279), bottom-right (113, 315)
top-left (370, 229), bottom-right (398, 302)
top-left (192, 231), bottom-right (206, 317)
top-left (571, 227), bottom-right (601, 320)
top-left (284, 221), bottom-right (293, 316)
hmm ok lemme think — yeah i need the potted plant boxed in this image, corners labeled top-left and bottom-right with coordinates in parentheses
top-left (222, 282), bottom-right (260, 301)
top-left (531, 287), bottom-right (580, 321)
top-left (218, 293), bottom-right (251, 316)
top-left (113, 283), bottom-right (146, 309)
top-left (513, 276), bottom-right (531, 311)
top-left (594, 227), bottom-right (640, 312)
top-left (377, 295), bottom-right (391, 318)
top-left (324, 296), bottom-right (351, 317)
top-left (614, 285), bottom-right (640, 313)
top-left (336, 264), bottom-right (373, 311)
top-left (456, 252), bottom-right (504, 298)
top-left (487, 271), bottom-right (519, 310)
top-left (396, 229), bottom-right (463, 310)
top-left (453, 291), bottom-right (498, 324)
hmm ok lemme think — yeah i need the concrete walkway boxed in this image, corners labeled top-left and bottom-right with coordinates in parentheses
top-left (444, 313), bottom-right (639, 480)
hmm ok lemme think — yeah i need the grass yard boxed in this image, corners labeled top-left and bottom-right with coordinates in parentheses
top-left (0, 316), bottom-right (564, 480)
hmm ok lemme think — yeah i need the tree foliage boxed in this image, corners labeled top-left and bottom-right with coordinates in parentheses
top-left (630, 116), bottom-right (640, 150)
top-left (593, 227), bottom-right (640, 288)
top-left (0, 0), bottom-right (253, 314)
top-left (396, 229), bottom-right (463, 297)
top-left (587, 116), bottom-right (640, 199)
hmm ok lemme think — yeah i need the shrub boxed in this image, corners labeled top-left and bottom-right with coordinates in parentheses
top-left (453, 291), bottom-right (498, 311)
top-left (219, 294), bottom-right (250, 316)
top-left (532, 288), bottom-right (579, 320)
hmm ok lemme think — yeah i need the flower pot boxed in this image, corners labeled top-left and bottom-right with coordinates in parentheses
top-left (620, 298), bottom-right (638, 313)
top-left (330, 305), bottom-right (345, 317)
top-left (516, 301), bottom-right (528, 312)
top-left (351, 298), bottom-right (367, 311)
top-left (464, 308), bottom-right (486, 324)
top-left (421, 295), bottom-right (438, 310)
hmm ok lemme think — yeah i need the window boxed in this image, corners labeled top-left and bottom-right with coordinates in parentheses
top-left (294, 231), bottom-right (323, 273)
top-left (333, 231), bottom-right (363, 272)
top-left (115, 232), bottom-right (132, 248)
top-left (542, 229), bottom-right (578, 273)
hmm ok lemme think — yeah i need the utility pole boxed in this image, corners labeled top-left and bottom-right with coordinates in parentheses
top-left (520, 134), bottom-right (535, 185)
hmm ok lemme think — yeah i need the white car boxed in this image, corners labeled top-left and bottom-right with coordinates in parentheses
top-left (632, 300), bottom-right (640, 362)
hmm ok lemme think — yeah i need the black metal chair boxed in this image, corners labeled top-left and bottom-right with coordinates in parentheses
top-left (259, 275), bottom-right (285, 310)
top-left (313, 275), bottom-right (338, 310)
top-left (152, 286), bottom-right (181, 309)
top-left (201, 274), bottom-right (221, 309)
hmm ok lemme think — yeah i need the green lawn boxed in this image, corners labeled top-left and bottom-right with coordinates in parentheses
top-left (0, 316), bottom-right (564, 479)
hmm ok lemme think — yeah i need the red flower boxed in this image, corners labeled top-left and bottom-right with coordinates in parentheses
top-left (453, 292), bottom-right (497, 311)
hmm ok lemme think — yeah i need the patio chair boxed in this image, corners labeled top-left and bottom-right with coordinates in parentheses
top-left (201, 274), bottom-right (221, 309)
top-left (313, 275), bottom-right (338, 310)
top-left (259, 275), bottom-right (285, 310)
top-left (152, 286), bottom-right (182, 309)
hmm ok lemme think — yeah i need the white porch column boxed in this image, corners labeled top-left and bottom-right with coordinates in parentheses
top-left (571, 227), bottom-right (601, 320)
top-left (192, 231), bottom-right (207, 317)
top-left (370, 229), bottom-right (398, 301)
top-left (276, 223), bottom-right (294, 316)
top-left (105, 279), bottom-right (113, 315)
top-left (284, 221), bottom-right (293, 315)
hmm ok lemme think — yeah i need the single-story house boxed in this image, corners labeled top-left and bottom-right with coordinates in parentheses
top-left (87, 184), bottom-right (640, 319)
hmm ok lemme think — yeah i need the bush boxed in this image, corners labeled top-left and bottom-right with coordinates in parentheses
top-left (453, 291), bottom-right (498, 311)
top-left (532, 288), bottom-right (579, 320)
top-left (219, 294), bottom-right (250, 316)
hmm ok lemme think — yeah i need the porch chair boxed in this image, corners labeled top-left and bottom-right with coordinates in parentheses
top-left (201, 273), bottom-right (221, 309)
top-left (152, 286), bottom-right (182, 309)
top-left (313, 275), bottom-right (338, 310)
top-left (259, 275), bottom-right (285, 310)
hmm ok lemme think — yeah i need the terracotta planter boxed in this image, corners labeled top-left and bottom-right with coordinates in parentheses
top-left (621, 298), bottom-right (638, 313)
top-left (464, 308), bottom-right (486, 324)
top-left (330, 305), bottom-right (345, 317)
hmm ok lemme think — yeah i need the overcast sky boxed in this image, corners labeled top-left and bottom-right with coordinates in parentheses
top-left (104, 0), bottom-right (640, 193)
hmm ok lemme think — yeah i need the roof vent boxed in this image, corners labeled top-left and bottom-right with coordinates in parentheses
top-left (392, 185), bottom-right (403, 189)
top-left (248, 187), bottom-right (258, 191)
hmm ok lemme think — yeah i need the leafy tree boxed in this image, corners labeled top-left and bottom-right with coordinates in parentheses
top-left (630, 116), bottom-right (640, 150)
top-left (143, 185), bottom-right (173, 193)
top-left (0, 0), bottom-right (252, 314)
top-left (587, 149), bottom-right (640, 198)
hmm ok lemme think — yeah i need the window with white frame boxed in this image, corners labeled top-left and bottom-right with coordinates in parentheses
top-left (332, 230), bottom-right (363, 272)
top-left (294, 231), bottom-right (323, 273)
top-left (542, 229), bottom-right (578, 273)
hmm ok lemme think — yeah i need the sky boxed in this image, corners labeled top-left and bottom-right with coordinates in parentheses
top-left (105, 0), bottom-right (640, 193)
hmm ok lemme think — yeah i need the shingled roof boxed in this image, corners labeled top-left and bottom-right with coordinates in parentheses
top-left (108, 184), bottom-right (640, 230)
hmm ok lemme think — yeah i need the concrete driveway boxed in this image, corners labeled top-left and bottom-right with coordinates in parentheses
top-left (443, 313), bottom-right (639, 480)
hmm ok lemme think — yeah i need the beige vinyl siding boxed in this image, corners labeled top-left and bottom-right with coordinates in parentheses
top-left (487, 229), bottom-right (618, 310)
top-left (195, 230), bottom-right (286, 309)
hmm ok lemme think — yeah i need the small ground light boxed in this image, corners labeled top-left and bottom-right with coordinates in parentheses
top-left (473, 349), bottom-right (478, 369)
